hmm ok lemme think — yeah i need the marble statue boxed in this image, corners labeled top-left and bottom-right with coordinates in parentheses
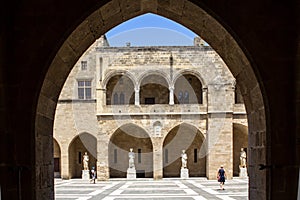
top-left (128, 148), bottom-right (135, 169)
top-left (181, 150), bottom-right (187, 169)
top-left (240, 148), bottom-right (247, 167)
top-left (83, 152), bottom-right (89, 170)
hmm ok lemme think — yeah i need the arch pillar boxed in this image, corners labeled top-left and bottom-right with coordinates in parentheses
top-left (134, 87), bottom-right (140, 105)
top-left (152, 137), bottom-right (164, 180)
top-left (97, 133), bottom-right (110, 180)
top-left (206, 84), bottom-right (234, 179)
top-left (96, 88), bottom-right (106, 113)
top-left (169, 86), bottom-right (174, 105)
top-left (60, 144), bottom-right (70, 179)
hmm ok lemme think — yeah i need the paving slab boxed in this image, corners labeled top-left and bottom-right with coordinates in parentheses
top-left (55, 177), bottom-right (248, 200)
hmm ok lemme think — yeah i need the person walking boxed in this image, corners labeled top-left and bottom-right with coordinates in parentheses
top-left (217, 165), bottom-right (226, 190)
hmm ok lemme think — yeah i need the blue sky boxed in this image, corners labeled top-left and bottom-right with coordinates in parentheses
top-left (106, 13), bottom-right (198, 47)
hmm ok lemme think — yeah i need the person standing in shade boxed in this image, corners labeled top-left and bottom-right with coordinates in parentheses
top-left (217, 165), bottom-right (226, 190)
top-left (90, 166), bottom-right (96, 184)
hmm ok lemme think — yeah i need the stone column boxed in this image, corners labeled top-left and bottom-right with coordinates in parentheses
top-left (60, 144), bottom-right (70, 179)
top-left (96, 88), bottom-right (106, 113)
top-left (206, 113), bottom-right (233, 179)
top-left (152, 138), bottom-right (163, 180)
top-left (169, 87), bottom-right (174, 105)
top-left (135, 87), bottom-right (140, 105)
top-left (97, 133), bottom-right (109, 180)
top-left (206, 83), bottom-right (234, 179)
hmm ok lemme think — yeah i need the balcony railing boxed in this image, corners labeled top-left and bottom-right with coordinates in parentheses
top-left (97, 104), bottom-right (208, 116)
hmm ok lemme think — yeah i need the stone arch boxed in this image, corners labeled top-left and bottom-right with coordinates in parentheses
top-left (102, 70), bottom-right (136, 89)
top-left (163, 123), bottom-right (206, 177)
top-left (68, 132), bottom-right (97, 178)
top-left (137, 70), bottom-right (171, 88)
top-left (139, 72), bottom-right (170, 104)
top-left (35, 1), bottom-right (267, 198)
top-left (173, 69), bottom-right (206, 87)
top-left (53, 138), bottom-right (61, 178)
top-left (173, 72), bottom-right (203, 104)
top-left (108, 123), bottom-right (153, 178)
top-left (233, 123), bottom-right (248, 176)
top-left (163, 122), bottom-right (206, 142)
top-left (105, 73), bottom-right (135, 105)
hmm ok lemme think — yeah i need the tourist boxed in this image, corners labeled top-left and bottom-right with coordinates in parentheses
top-left (217, 165), bottom-right (226, 190)
top-left (90, 167), bottom-right (96, 184)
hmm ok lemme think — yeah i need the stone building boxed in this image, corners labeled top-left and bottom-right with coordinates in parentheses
top-left (53, 35), bottom-right (248, 180)
top-left (3, 1), bottom-right (300, 199)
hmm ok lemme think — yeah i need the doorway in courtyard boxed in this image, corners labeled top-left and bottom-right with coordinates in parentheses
top-left (109, 124), bottom-right (153, 178)
top-left (163, 123), bottom-right (206, 177)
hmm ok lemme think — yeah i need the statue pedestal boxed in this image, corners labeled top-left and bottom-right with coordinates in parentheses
top-left (180, 168), bottom-right (189, 179)
top-left (239, 166), bottom-right (248, 178)
top-left (127, 168), bottom-right (136, 179)
top-left (82, 170), bottom-right (90, 180)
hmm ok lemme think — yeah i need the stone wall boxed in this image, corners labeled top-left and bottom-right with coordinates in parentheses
top-left (53, 38), bottom-right (248, 180)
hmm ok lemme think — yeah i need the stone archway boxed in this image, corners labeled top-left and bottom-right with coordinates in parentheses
top-left (108, 124), bottom-right (153, 178)
top-left (163, 123), bottom-right (205, 177)
top-left (233, 123), bottom-right (248, 176)
top-left (36, 1), bottom-right (266, 199)
top-left (174, 74), bottom-right (203, 104)
top-left (105, 74), bottom-right (135, 105)
top-left (68, 133), bottom-right (97, 178)
top-left (140, 74), bottom-right (169, 105)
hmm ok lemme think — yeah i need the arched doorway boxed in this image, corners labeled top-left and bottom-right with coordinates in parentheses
top-left (68, 133), bottom-right (97, 178)
top-left (106, 74), bottom-right (135, 105)
top-left (36, 1), bottom-right (267, 199)
top-left (233, 123), bottom-right (248, 176)
top-left (174, 74), bottom-right (203, 104)
top-left (53, 138), bottom-right (61, 178)
top-left (140, 74), bottom-right (169, 104)
top-left (163, 123), bottom-right (205, 177)
top-left (108, 124), bottom-right (153, 178)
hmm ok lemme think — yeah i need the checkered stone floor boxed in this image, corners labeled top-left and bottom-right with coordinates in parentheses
top-left (55, 178), bottom-right (248, 200)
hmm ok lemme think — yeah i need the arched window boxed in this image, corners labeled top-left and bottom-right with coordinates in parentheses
top-left (184, 91), bottom-right (189, 104)
top-left (113, 93), bottom-right (118, 105)
top-left (178, 91), bottom-right (183, 104)
top-left (120, 92), bottom-right (125, 105)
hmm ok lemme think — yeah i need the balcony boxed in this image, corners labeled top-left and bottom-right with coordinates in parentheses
top-left (97, 104), bottom-right (208, 117)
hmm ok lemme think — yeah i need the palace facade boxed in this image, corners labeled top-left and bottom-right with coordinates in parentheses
top-left (53, 35), bottom-right (248, 180)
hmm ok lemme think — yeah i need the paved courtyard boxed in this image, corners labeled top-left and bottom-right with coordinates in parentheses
top-left (55, 177), bottom-right (248, 200)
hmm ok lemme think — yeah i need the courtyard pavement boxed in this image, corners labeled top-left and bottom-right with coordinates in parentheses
top-left (55, 177), bottom-right (248, 200)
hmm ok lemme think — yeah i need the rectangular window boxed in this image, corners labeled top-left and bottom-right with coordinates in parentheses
top-left (114, 149), bottom-right (117, 163)
top-left (78, 80), bottom-right (92, 99)
top-left (81, 61), bottom-right (87, 70)
top-left (165, 149), bottom-right (168, 163)
top-left (78, 152), bottom-right (82, 164)
top-left (138, 149), bottom-right (142, 163)
top-left (194, 149), bottom-right (197, 163)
